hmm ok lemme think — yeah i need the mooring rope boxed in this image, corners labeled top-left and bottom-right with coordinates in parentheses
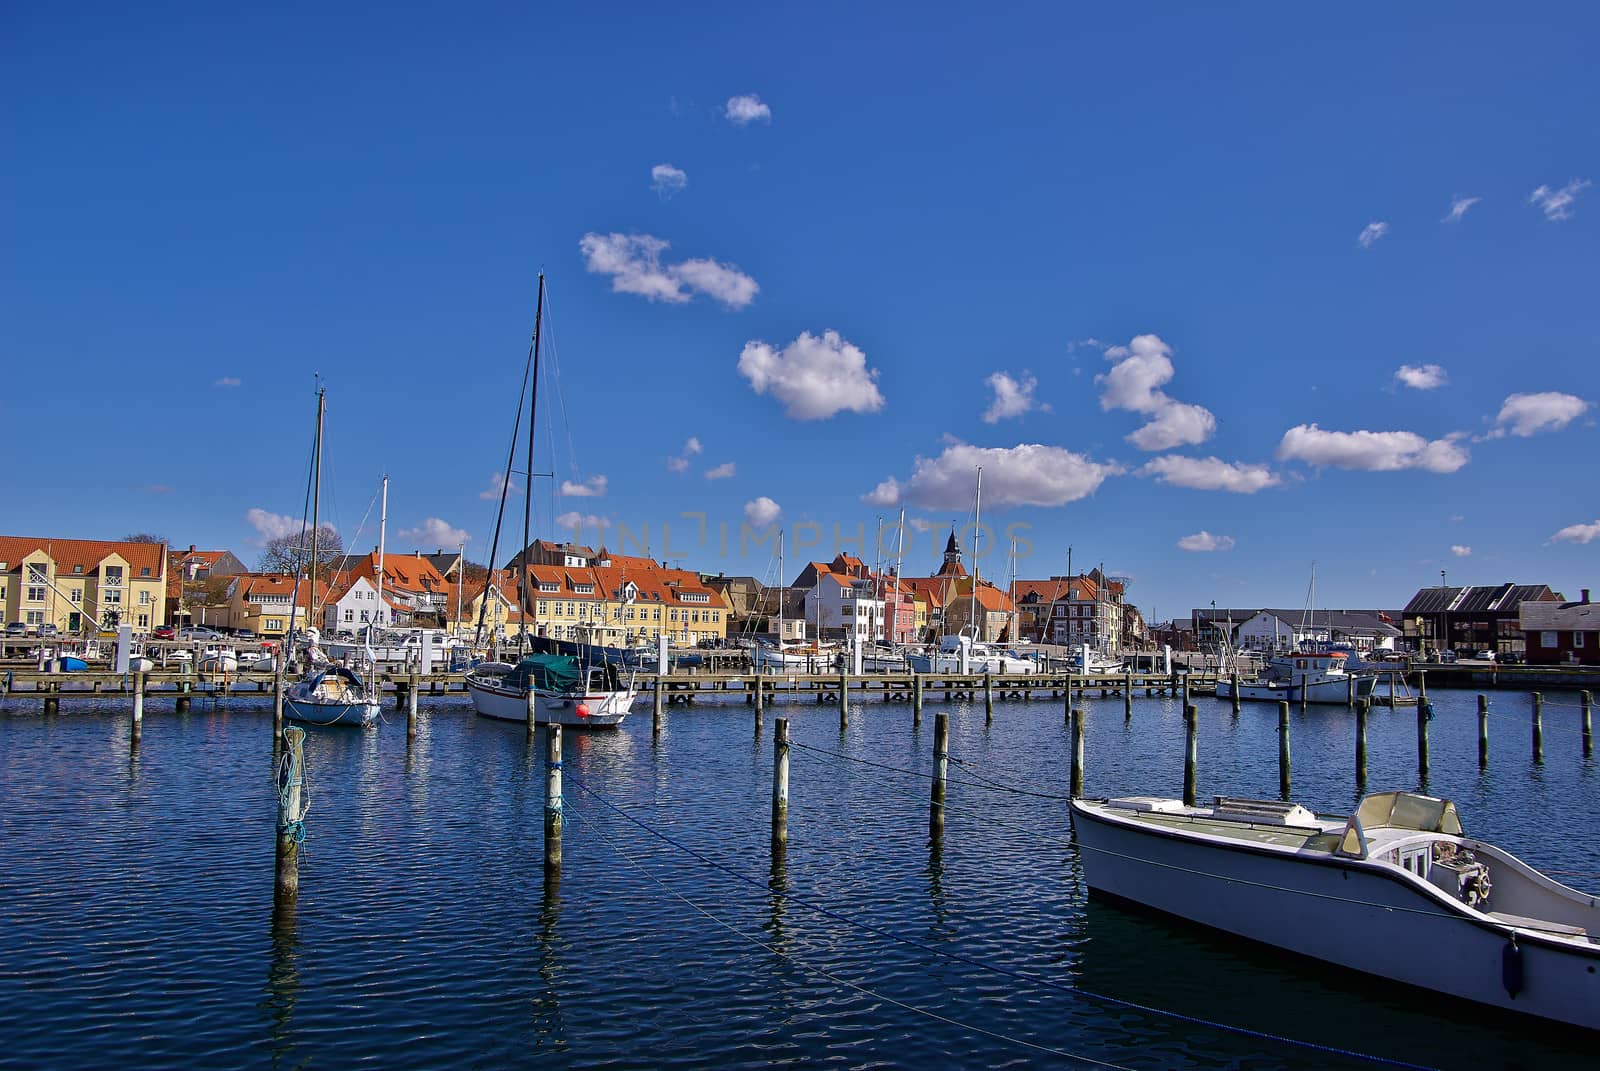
top-left (565, 773), bottom-right (1439, 1071)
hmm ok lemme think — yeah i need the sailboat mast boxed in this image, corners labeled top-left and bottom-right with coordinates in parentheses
top-left (970, 465), bottom-right (982, 639)
top-left (777, 532), bottom-right (785, 648)
top-left (520, 273), bottom-right (546, 657)
top-left (376, 475), bottom-right (388, 638)
top-left (309, 387), bottom-right (324, 619)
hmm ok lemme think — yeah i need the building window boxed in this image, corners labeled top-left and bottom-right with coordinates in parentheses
top-left (25, 610), bottom-right (44, 625)
top-left (103, 589), bottom-right (122, 605)
top-left (27, 564), bottom-right (48, 585)
top-left (70, 589), bottom-right (82, 604)
top-left (26, 586), bottom-right (45, 603)
top-left (344, 609), bottom-right (355, 622)
top-left (1541, 631), bottom-right (1558, 648)
top-left (139, 591), bottom-right (151, 605)
top-left (104, 566), bottom-right (124, 586)
top-left (140, 567), bottom-right (151, 577)
top-left (1576, 632), bottom-right (1587, 649)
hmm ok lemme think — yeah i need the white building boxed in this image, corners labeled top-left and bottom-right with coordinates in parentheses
top-left (323, 576), bottom-right (400, 636)
top-left (802, 571), bottom-right (886, 645)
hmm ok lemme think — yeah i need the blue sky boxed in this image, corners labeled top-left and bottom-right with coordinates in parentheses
top-left (4, 3), bottom-right (1597, 620)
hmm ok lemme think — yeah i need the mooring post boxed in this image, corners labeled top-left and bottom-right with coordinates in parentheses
top-left (1346, 673), bottom-right (1354, 710)
top-left (1582, 691), bottom-right (1593, 759)
top-left (1299, 672), bottom-right (1308, 717)
top-left (1478, 694), bottom-right (1490, 767)
top-left (1070, 707), bottom-right (1085, 799)
top-left (131, 671), bottom-right (145, 746)
top-left (912, 672), bottom-right (924, 725)
top-left (1356, 698), bottom-right (1369, 787)
top-left (544, 724), bottom-right (563, 875)
top-left (1417, 692), bottom-right (1431, 781)
top-left (771, 718), bottom-right (789, 853)
top-left (653, 677), bottom-right (664, 732)
top-left (272, 664), bottom-right (284, 738)
top-left (1124, 670), bottom-right (1133, 720)
top-left (1278, 700), bottom-right (1291, 799)
top-left (753, 675), bottom-right (764, 736)
top-left (525, 680), bottom-right (539, 735)
top-left (1531, 692), bottom-right (1543, 764)
top-left (1230, 670), bottom-right (1241, 716)
top-left (274, 726), bottom-right (307, 904)
top-left (983, 672), bottom-right (994, 724)
top-left (407, 672), bottom-right (419, 737)
top-left (838, 669), bottom-right (849, 729)
top-left (930, 711), bottom-right (950, 841)
top-left (1183, 703), bottom-right (1198, 807)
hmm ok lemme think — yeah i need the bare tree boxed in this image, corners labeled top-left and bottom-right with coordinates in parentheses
top-left (124, 532), bottom-right (167, 544)
top-left (258, 524), bottom-right (344, 574)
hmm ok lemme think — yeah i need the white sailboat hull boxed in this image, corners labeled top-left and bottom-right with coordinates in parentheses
top-left (1217, 673), bottom-right (1378, 704)
top-left (466, 673), bottom-right (633, 728)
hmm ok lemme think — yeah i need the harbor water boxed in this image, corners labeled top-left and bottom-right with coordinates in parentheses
top-left (2, 686), bottom-right (1595, 1069)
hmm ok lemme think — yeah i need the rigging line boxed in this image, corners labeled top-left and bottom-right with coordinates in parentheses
top-left (473, 290), bottom-right (539, 646)
top-left (539, 287), bottom-right (583, 494)
top-left (786, 739), bottom-right (1075, 802)
top-left (561, 806), bottom-right (1132, 1070)
top-left (565, 774), bottom-right (1439, 1071)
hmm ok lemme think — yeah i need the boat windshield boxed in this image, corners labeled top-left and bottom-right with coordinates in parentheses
top-left (1337, 791), bottom-right (1463, 858)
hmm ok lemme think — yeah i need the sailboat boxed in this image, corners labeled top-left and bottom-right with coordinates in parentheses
top-left (282, 393), bottom-right (381, 729)
top-left (752, 530), bottom-right (837, 672)
top-left (464, 274), bottom-right (635, 728)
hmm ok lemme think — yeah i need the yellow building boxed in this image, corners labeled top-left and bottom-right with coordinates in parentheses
top-left (0, 536), bottom-right (169, 635)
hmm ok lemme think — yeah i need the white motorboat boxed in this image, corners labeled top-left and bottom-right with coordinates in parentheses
top-left (906, 633), bottom-right (1038, 674)
top-left (858, 642), bottom-right (909, 673)
top-left (284, 664), bottom-right (380, 728)
top-left (1071, 791), bottom-right (1599, 1031)
top-left (752, 641), bottom-right (838, 673)
top-left (466, 653), bottom-right (633, 728)
top-left (1216, 650), bottom-right (1377, 704)
top-left (199, 648), bottom-right (239, 673)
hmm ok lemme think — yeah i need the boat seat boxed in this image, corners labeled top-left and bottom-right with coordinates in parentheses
top-left (1486, 912), bottom-right (1588, 938)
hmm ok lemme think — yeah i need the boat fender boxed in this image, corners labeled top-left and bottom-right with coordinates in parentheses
top-left (1501, 936), bottom-right (1523, 999)
top-left (576, 703), bottom-right (590, 718)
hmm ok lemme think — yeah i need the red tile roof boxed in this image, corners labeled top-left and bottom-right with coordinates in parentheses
top-left (0, 536), bottom-right (166, 578)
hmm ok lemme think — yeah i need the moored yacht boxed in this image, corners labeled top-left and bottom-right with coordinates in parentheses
top-left (1216, 649), bottom-right (1377, 704)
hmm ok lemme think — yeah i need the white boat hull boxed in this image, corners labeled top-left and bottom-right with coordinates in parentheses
top-left (284, 696), bottom-right (380, 728)
top-left (1072, 801), bottom-right (1600, 1030)
top-left (465, 674), bottom-right (632, 728)
top-left (1217, 673), bottom-right (1378, 704)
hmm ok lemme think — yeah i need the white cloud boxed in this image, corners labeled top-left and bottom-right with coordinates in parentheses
top-left (861, 476), bottom-right (901, 506)
top-left (555, 512), bottom-right (609, 536)
top-left (245, 508), bottom-right (302, 542)
top-left (1489, 392), bottom-right (1590, 438)
top-left (479, 471), bottom-right (522, 500)
top-left (398, 518), bottom-right (470, 548)
top-left (1450, 544), bottom-right (1472, 557)
top-left (704, 462), bottom-right (736, 480)
top-left (908, 517), bottom-right (939, 533)
top-left (1177, 531), bottom-right (1235, 552)
top-left (684, 437), bottom-right (702, 455)
top-left (1138, 456), bottom-right (1280, 493)
top-left (738, 330), bottom-right (885, 420)
top-left (725, 94), bottom-right (771, 125)
top-left (559, 475), bottom-right (608, 497)
top-left (1127, 401), bottom-right (1217, 451)
top-left (1529, 179), bottom-right (1591, 221)
top-left (213, 376), bottom-right (241, 388)
top-left (744, 496), bottom-right (781, 528)
top-left (1395, 363), bottom-right (1449, 390)
top-left (1095, 333), bottom-right (1216, 451)
top-left (1442, 196), bottom-right (1481, 223)
top-left (665, 456), bottom-right (690, 473)
top-left (896, 442), bottom-right (1122, 509)
top-left (651, 163), bottom-right (687, 199)
top-left (981, 371), bottom-right (1044, 423)
top-left (579, 232), bottom-right (758, 309)
top-left (1358, 221), bottom-right (1389, 249)
top-left (666, 437), bottom-right (703, 472)
top-left (1277, 424), bottom-right (1469, 473)
top-left (1550, 520), bottom-right (1600, 545)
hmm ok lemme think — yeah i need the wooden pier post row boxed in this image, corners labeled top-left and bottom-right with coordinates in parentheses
top-left (1278, 700), bottom-right (1291, 800)
top-left (1478, 694), bottom-right (1490, 768)
top-left (1356, 698), bottom-right (1369, 788)
top-left (771, 718), bottom-right (789, 854)
top-left (130, 671), bottom-right (145, 746)
top-left (1070, 707), bottom-right (1085, 800)
top-left (544, 725), bottom-right (563, 875)
top-left (1531, 692), bottom-right (1544, 764)
top-left (274, 726), bottom-right (307, 904)
top-left (930, 711), bottom-right (950, 842)
top-left (1583, 691), bottom-right (1594, 759)
top-left (1183, 704), bottom-right (1198, 807)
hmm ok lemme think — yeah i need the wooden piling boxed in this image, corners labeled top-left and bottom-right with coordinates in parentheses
top-left (1583, 691), bottom-right (1593, 759)
top-left (653, 678), bottom-right (664, 734)
top-left (1356, 698), bottom-right (1369, 787)
top-left (931, 711), bottom-right (950, 841)
top-left (1475, 694), bottom-right (1489, 767)
top-left (272, 669), bottom-right (284, 737)
top-left (1183, 704), bottom-right (1198, 807)
top-left (1070, 707), bottom-right (1085, 799)
top-left (1346, 674), bottom-right (1354, 710)
top-left (984, 672), bottom-right (993, 724)
top-left (407, 672), bottom-right (419, 738)
top-left (526, 681), bottom-right (538, 735)
top-left (274, 727), bottom-right (307, 904)
top-left (912, 673), bottom-right (923, 725)
top-left (1230, 671), bottom-right (1240, 715)
top-left (771, 718), bottom-right (789, 853)
top-left (839, 669), bottom-right (849, 729)
top-left (1531, 692), bottom-right (1543, 764)
top-left (753, 675), bottom-right (764, 735)
top-left (1278, 700), bottom-right (1291, 799)
top-left (131, 671), bottom-right (145, 746)
top-left (1124, 670), bottom-right (1133, 720)
top-left (1417, 694), bottom-right (1431, 781)
top-left (544, 724), bottom-right (563, 874)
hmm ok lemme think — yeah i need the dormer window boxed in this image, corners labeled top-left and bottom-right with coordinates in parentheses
top-left (73, 564), bottom-right (84, 574)
top-left (539, 582), bottom-right (560, 594)
top-left (573, 583), bottom-right (594, 595)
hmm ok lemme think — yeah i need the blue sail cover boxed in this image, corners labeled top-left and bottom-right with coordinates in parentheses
top-left (504, 655), bottom-right (583, 693)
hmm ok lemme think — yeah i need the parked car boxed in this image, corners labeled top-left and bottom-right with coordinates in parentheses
top-left (179, 626), bottom-right (224, 641)
top-left (1499, 650), bottom-right (1524, 665)
top-left (5, 622), bottom-right (28, 637)
top-left (1475, 650), bottom-right (1496, 662)
top-left (234, 628), bottom-right (257, 641)
top-left (153, 625), bottom-right (176, 640)
top-left (1438, 649), bottom-right (1459, 663)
